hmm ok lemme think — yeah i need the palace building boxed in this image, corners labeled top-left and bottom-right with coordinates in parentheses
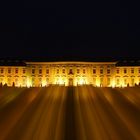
top-left (0, 59), bottom-right (140, 87)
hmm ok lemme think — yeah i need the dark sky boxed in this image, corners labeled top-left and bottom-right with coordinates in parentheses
top-left (0, 1), bottom-right (140, 60)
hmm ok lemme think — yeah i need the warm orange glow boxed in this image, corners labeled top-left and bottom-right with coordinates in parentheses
top-left (79, 78), bottom-right (84, 85)
top-left (58, 79), bottom-right (65, 85)
top-left (27, 80), bottom-right (32, 88)
top-left (111, 80), bottom-right (115, 88)
top-left (42, 80), bottom-right (47, 87)
top-left (0, 61), bottom-right (139, 87)
top-left (96, 79), bottom-right (100, 87)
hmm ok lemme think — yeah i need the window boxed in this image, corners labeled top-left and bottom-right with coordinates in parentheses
top-left (107, 69), bottom-right (110, 74)
top-left (93, 69), bottom-right (96, 74)
top-left (69, 69), bottom-right (73, 74)
top-left (77, 69), bottom-right (80, 74)
top-left (124, 69), bottom-right (127, 74)
top-left (39, 69), bottom-right (42, 74)
top-left (32, 69), bottom-right (35, 74)
top-left (57, 69), bottom-right (59, 74)
top-left (116, 69), bottom-right (119, 74)
top-left (15, 68), bottom-right (18, 74)
top-left (8, 68), bottom-right (11, 74)
top-left (62, 69), bottom-right (65, 74)
top-left (139, 69), bottom-right (140, 73)
top-left (100, 69), bottom-right (103, 74)
top-left (83, 69), bottom-right (86, 74)
top-left (1, 68), bottom-right (4, 73)
top-left (23, 69), bottom-right (26, 74)
top-left (131, 69), bottom-right (134, 74)
top-left (46, 69), bottom-right (49, 74)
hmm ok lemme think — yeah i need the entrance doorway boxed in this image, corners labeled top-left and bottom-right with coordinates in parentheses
top-left (69, 78), bottom-right (73, 86)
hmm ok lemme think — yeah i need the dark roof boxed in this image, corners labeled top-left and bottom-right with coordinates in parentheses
top-left (7, 56), bottom-right (117, 62)
top-left (1, 56), bottom-right (120, 62)
top-left (0, 57), bottom-right (140, 66)
top-left (0, 60), bottom-right (26, 66)
top-left (116, 60), bottom-right (140, 66)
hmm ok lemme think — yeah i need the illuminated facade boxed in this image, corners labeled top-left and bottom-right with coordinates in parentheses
top-left (0, 60), bottom-right (140, 87)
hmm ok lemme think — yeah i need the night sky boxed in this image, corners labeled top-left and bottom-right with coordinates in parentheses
top-left (0, 1), bottom-right (140, 60)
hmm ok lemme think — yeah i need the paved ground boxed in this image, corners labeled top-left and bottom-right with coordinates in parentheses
top-left (0, 86), bottom-right (140, 140)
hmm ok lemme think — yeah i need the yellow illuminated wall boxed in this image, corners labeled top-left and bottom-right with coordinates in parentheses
top-left (0, 61), bottom-right (140, 87)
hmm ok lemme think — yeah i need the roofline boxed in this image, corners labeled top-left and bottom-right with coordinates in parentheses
top-left (25, 61), bottom-right (117, 65)
top-left (0, 65), bottom-right (26, 67)
top-left (116, 65), bottom-right (140, 67)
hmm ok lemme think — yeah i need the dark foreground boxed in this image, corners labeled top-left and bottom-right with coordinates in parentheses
top-left (0, 86), bottom-right (140, 140)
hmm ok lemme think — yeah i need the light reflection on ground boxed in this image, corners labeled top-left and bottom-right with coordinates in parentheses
top-left (0, 86), bottom-right (140, 140)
